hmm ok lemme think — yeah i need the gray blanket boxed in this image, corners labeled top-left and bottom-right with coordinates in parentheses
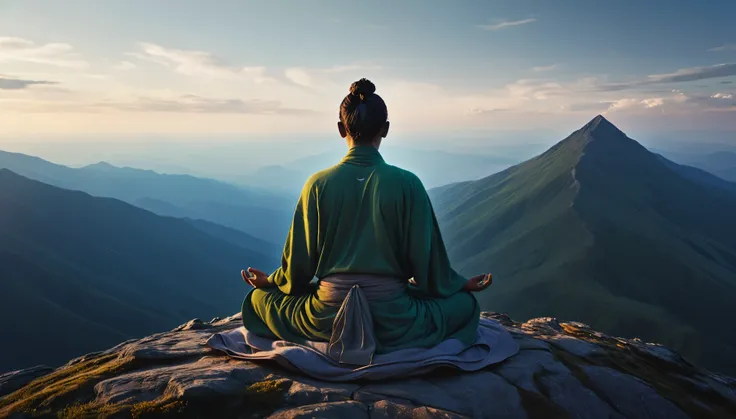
top-left (206, 317), bottom-right (519, 381)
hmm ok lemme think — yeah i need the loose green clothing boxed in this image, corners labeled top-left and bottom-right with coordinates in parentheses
top-left (241, 146), bottom-right (480, 353)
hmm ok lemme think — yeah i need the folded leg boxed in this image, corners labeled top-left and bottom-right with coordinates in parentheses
top-left (370, 291), bottom-right (480, 352)
top-left (241, 287), bottom-right (338, 344)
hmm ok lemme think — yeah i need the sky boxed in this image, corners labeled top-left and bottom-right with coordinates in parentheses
top-left (1, 0), bottom-right (735, 140)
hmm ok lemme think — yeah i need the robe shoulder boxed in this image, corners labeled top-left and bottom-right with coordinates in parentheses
top-left (303, 162), bottom-right (423, 193)
top-left (383, 165), bottom-right (427, 198)
top-left (301, 165), bottom-right (341, 190)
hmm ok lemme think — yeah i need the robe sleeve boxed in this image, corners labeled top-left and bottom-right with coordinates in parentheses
top-left (268, 178), bottom-right (320, 295)
top-left (404, 173), bottom-right (468, 298)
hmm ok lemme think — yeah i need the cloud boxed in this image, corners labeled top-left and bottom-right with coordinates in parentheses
top-left (640, 97), bottom-right (665, 108)
top-left (597, 63), bottom-right (736, 91)
top-left (128, 43), bottom-right (269, 80)
top-left (647, 64), bottom-right (736, 83)
top-left (505, 79), bottom-right (568, 100)
top-left (565, 101), bottom-right (615, 112)
top-left (460, 73), bottom-right (736, 121)
top-left (602, 89), bottom-right (734, 114)
top-left (93, 94), bottom-right (315, 115)
top-left (467, 107), bottom-right (510, 115)
top-left (607, 98), bottom-right (646, 111)
top-left (678, 91), bottom-right (735, 110)
top-left (284, 67), bottom-right (314, 88)
top-left (0, 37), bottom-right (88, 68)
top-left (283, 64), bottom-right (384, 88)
top-left (600, 96), bottom-right (669, 113)
top-left (113, 61), bottom-right (137, 71)
top-left (323, 64), bottom-right (383, 74)
top-left (127, 42), bottom-right (382, 91)
top-left (479, 18), bottom-right (536, 31)
top-left (0, 76), bottom-right (57, 90)
top-left (708, 44), bottom-right (736, 52)
top-left (532, 64), bottom-right (557, 72)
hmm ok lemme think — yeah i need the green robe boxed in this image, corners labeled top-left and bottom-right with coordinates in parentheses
top-left (241, 145), bottom-right (480, 352)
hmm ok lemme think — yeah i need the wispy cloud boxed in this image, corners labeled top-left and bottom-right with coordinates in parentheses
top-left (0, 37), bottom-right (88, 68)
top-left (284, 67), bottom-right (314, 88)
top-left (113, 61), bottom-right (137, 71)
top-left (565, 101), bottom-right (615, 112)
top-left (647, 64), bottom-right (736, 83)
top-left (7, 93), bottom-right (317, 115)
top-left (463, 74), bottom-right (736, 119)
top-left (599, 89), bottom-right (736, 114)
top-left (467, 107), bottom-right (510, 115)
top-left (0, 76), bottom-right (57, 90)
top-left (94, 94), bottom-right (315, 115)
top-left (479, 18), bottom-right (536, 31)
top-left (284, 64), bottom-right (384, 88)
top-left (323, 64), bottom-right (382, 74)
top-left (532, 64), bottom-right (557, 72)
top-left (597, 63), bottom-right (736, 91)
top-left (640, 97), bottom-right (666, 108)
top-left (708, 44), bottom-right (736, 52)
top-left (127, 43), bottom-right (269, 80)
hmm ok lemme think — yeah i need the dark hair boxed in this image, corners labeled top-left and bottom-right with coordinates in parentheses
top-left (339, 78), bottom-right (388, 144)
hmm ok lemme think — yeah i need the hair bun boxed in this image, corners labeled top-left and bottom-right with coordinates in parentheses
top-left (350, 78), bottom-right (376, 99)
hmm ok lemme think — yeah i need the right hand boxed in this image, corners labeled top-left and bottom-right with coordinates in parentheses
top-left (241, 268), bottom-right (272, 288)
top-left (464, 273), bottom-right (492, 292)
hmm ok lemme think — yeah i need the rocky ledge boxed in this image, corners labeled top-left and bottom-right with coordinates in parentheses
top-left (1, 313), bottom-right (735, 419)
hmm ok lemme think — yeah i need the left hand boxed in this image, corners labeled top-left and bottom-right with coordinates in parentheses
top-left (464, 273), bottom-right (492, 292)
top-left (241, 267), bottom-right (272, 288)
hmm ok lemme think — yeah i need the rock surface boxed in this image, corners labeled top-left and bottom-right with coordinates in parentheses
top-left (1, 313), bottom-right (735, 418)
top-left (0, 366), bottom-right (54, 399)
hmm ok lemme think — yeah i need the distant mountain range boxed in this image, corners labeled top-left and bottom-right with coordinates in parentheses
top-left (4, 119), bottom-right (736, 377)
top-left (0, 169), bottom-right (280, 373)
top-left (0, 151), bottom-right (294, 243)
top-left (658, 149), bottom-right (736, 183)
top-left (430, 115), bottom-right (736, 374)
top-left (237, 146), bottom-right (519, 195)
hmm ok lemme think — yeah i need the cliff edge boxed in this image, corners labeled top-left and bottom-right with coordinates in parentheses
top-left (1, 313), bottom-right (735, 419)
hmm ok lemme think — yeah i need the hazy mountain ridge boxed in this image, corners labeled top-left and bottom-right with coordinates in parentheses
top-left (0, 150), bottom-right (293, 243)
top-left (238, 146), bottom-right (520, 194)
top-left (430, 115), bottom-right (736, 374)
top-left (655, 155), bottom-right (736, 194)
top-left (0, 169), bottom-right (278, 373)
top-left (658, 149), bottom-right (736, 183)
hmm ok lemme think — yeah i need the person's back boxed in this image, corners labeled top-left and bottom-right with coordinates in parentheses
top-left (298, 148), bottom-right (443, 281)
top-left (241, 79), bottom-right (492, 361)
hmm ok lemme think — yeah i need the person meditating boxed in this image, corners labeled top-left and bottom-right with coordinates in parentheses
top-left (240, 78), bottom-right (492, 365)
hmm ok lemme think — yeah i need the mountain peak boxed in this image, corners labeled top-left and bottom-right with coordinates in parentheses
top-left (582, 114), bottom-right (623, 137)
top-left (587, 114), bottom-right (610, 126)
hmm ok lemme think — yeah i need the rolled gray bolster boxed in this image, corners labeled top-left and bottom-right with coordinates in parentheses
top-left (327, 285), bottom-right (376, 365)
top-left (318, 274), bottom-right (407, 365)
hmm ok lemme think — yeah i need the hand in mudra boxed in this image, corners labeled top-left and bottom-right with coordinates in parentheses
top-left (241, 267), bottom-right (272, 288)
top-left (465, 273), bottom-right (492, 292)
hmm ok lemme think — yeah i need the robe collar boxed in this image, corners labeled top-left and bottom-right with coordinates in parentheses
top-left (340, 146), bottom-right (385, 166)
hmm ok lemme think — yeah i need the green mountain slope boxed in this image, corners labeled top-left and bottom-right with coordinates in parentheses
top-left (430, 115), bottom-right (736, 374)
top-left (0, 151), bottom-right (292, 243)
top-left (0, 169), bottom-right (278, 373)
